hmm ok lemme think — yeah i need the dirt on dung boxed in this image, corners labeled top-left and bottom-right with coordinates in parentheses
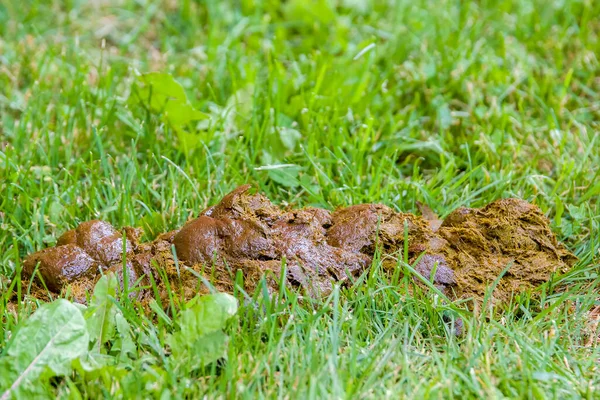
top-left (18, 185), bottom-right (577, 308)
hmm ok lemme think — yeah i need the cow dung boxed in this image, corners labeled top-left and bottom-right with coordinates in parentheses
top-left (20, 185), bottom-right (577, 309)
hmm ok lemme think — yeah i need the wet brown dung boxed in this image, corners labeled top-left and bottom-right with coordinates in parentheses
top-left (20, 185), bottom-right (576, 307)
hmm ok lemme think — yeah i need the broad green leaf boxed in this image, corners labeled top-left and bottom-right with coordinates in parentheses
top-left (168, 330), bottom-right (229, 370)
top-left (172, 125), bottom-right (202, 153)
top-left (177, 292), bottom-right (237, 337)
top-left (137, 72), bottom-right (187, 111)
top-left (72, 352), bottom-right (130, 385)
top-left (0, 299), bottom-right (88, 399)
top-left (135, 72), bottom-right (208, 125)
top-left (268, 165), bottom-right (302, 188)
top-left (277, 127), bottom-right (302, 151)
top-left (164, 102), bottom-right (208, 125)
top-left (72, 351), bottom-right (115, 374)
top-left (224, 85), bottom-right (255, 128)
top-left (85, 274), bottom-right (118, 350)
top-left (133, 72), bottom-right (208, 153)
top-left (112, 313), bottom-right (136, 358)
top-left (166, 293), bottom-right (238, 368)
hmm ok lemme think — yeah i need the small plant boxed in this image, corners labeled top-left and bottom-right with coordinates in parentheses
top-left (0, 275), bottom-right (238, 398)
top-left (132, 72), bottom-right (209, 153)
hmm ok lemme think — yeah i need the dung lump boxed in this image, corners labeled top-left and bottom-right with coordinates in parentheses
top-left (21, 186), bottom-right (576, 307)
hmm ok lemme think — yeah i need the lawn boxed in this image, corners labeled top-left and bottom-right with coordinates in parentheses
top-left (1, 0), bottom-right (599, 398)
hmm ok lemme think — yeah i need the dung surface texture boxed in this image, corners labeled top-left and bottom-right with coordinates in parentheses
top-left (20, 185), bottom-right (576, 307)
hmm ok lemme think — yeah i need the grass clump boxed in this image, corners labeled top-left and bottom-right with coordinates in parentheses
top-left (1, 0), bottom-right (599, 398)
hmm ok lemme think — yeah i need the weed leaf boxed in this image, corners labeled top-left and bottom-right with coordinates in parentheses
top-left (137, 72), bottom-right (187, 110)
top-left (86, 273), bottom-right (119, 350)
top-left (166, 293), bottom-right (238, 368)
top-left (0, 299), bottom-right (88, 400)
top-left (133, 72), bottom-right (208, 152)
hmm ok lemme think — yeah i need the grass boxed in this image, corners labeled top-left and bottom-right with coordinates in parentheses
top-left (1, 0), bottom-right (599, 397)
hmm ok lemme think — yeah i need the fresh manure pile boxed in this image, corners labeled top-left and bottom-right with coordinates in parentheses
top-left (20, 185), bottom-right (576, 308)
